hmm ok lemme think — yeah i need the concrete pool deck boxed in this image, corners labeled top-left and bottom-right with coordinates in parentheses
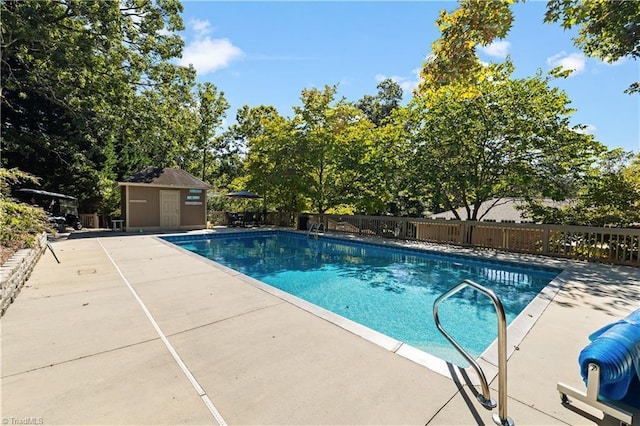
top-left (1, 229), bottom-right (639, 425)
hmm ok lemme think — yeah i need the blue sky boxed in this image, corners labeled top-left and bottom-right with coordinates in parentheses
top-left (177, 1), bottom-right (639, 153)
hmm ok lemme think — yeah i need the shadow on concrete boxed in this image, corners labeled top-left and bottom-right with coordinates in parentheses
top-left (552, 263), bottom-right (640, 317)
top-left (446, 362), bottom-right (487, 425)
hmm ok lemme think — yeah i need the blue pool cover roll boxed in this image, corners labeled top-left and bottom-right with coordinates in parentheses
top-left (578, 308), bottom-right (640, 403)
top-left (589, 308), bottom-right (640, 337)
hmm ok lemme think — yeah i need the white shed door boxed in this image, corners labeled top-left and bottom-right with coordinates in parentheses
top-left (160, 190), bottom-right (180, 229)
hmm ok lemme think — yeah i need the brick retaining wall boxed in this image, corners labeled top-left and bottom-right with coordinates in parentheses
top-left (0, 233), bottom-right (48, 317)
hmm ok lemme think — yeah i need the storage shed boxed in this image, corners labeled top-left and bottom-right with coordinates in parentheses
top-left (118, 167), bottom-right (211, 232)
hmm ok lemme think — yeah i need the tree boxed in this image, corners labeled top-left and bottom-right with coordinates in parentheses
top-left (242, 109), bottom-right (306, 212)
top-left (400, 61), bottom-right (604, 223)
top-left (112, 76), bottom-right (198, 173)
top-left (194, 83), bottom-right (230, 182)
top-left (293, 85), bottom-right (381, 215)
top-left (417, 0), bottom-right (640, 95)
top-left (416, 0), bottom-right (515, 98)
top-left (239, 86), bottom-right (392, 215)
top-left (545, 0), bottom-right (640, 93)
top-left (1, 0), bottom-right (196, 213)
top-left (356, 78), bottom-right (403, 126)
top-left (524, 150), bottom-right (640, 226)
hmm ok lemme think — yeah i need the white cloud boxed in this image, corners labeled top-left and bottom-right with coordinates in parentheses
top-left (190, 18), bottom-right (212, 37)
top-left (375, 68), bottom-right (421, 96)
top-left (180, 38), bottom-right (243, 75)
top-left (547, 51), bottom-right (587, 75)
top-left (575, 124), bottom-right (597, 135)
top-left (180, 19), bottom-right (243, 75)
top-left (478, 41), bottom-right (510, 59)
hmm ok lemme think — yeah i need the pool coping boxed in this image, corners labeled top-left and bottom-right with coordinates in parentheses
top-left (156, 227), bottom-right (578, 384)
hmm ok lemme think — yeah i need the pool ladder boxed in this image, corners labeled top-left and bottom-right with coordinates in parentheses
top-left (433, 279), bottom-right (514, 426)
top-left (307, 221), bottom-right (324, 239)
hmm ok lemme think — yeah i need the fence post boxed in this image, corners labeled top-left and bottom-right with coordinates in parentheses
top-left (459, 223), bottom-right (466, 245)
top-left (543, 228), bottom-right (550, 254)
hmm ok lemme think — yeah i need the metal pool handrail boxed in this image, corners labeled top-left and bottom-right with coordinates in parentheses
top-left (307, 221), bottom-right (324, 239)
top-left (433, 279), bottom-right (514, 426)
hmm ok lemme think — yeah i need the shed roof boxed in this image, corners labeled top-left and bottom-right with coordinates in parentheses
top-left (119, 167), bottom-right (211, 189)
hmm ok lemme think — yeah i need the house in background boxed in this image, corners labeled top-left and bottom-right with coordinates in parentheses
top-left (118, 167), bottom-right (211, 232)
top-left (430, 198), bottom-right (570, 223)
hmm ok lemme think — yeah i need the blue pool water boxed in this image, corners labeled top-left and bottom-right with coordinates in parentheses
top-left (163, 231), bottom-right (560, 365)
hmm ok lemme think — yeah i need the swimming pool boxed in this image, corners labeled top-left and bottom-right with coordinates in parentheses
top-left (163, 231), bottom-right (561, 365)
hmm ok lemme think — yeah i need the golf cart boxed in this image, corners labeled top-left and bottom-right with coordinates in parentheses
top-left (15, 188), bottom-right (83, 231)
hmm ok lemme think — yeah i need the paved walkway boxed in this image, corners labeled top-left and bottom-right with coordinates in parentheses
top-left (2, 230), bottom-right (639, 425)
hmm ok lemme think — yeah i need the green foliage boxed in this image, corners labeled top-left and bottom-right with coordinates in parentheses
top-left (191, 83), bottom-right (231, 182)
top-left (0, 199), bottom-right (50, 250)
top-left (419, 0), bottom-right (639, 96)
top-left (240, 105), bottom-right (307, 212)
top-left (1, 0), bottom-right (197, 215)
top-left (524, 151), bottom-right (640, 226)
top-left (239, 85), bottom-right (400, 215)
top-left (401, 61), bottom-right (604, 220)
top-left (326, 205), bottom-right (357, 215)
top-left (545, 0), bottom-right (640, 93)
top-left (417, 0), bottom-right (516, 98)
top-left (0, 168), bottom-right (39, 196)
top-left (356, 78), bottom-right (403, 126)
top-left (293, 85), bottom-right (384, 214)
top-left (407, 0), bottom-right (636, 224)
top-left (0, 168), bottom-right (50, 251)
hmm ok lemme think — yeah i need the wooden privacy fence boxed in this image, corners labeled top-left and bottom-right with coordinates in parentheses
top-left (306, 214), bottom-right (640, 267)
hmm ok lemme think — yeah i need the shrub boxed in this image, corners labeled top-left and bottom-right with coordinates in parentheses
top-left (0, 168), bottom-right (51, 253)
top-left (0, 198), bottom-right (50, 250)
